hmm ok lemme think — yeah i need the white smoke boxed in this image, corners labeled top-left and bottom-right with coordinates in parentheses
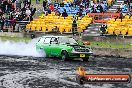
top-left (0, 38), bottom-right (45, 57)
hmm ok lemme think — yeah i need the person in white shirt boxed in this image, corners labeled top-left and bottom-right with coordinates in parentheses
top-left (25, 8), bottom-right (31, 16)
top-left (120, 3), bottom-right (123, 9)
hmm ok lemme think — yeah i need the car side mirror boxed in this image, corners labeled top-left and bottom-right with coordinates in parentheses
top-left (83, 41), bottom-right (90, 45)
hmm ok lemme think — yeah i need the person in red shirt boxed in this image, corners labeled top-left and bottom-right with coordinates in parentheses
top-left (49, 4), bottom-right (54, 11)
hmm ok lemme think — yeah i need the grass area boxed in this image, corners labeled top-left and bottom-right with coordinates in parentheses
top-left (88, 41), bottom-right (132, 49)
top-left (0, 36), bottom-right (31, 43)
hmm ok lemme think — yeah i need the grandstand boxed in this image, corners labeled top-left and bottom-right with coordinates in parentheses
top-left (26, 12), bottom-right (92, 33)
top-left (107, 15), bottom-right (132, 36)
top-left (0, 0), bottom-right (132, 37)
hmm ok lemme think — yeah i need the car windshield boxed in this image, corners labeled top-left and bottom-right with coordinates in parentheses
top-left (58, 37), bottom-right (78, 45)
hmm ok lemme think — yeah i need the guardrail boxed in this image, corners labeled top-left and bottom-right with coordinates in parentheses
top-left (88, 13), bottom-right (120, 23)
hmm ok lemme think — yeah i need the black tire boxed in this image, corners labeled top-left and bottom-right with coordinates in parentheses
top-left (37, 48), bottom-right (45, 57)
top-left (83, 57), bottom-right (89, 62)
top-left (61, 51), bottom-right (69, 61)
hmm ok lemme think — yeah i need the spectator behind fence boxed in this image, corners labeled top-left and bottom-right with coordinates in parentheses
top-left (72, 16), bottom-right (77, 36)
top-left (25, 8), bottom-right (31, 17)
top-left (16, 0), bottom-right (22, 9)
top-left (62, 9), bottom-right (68, 18)
top-left (49, 4), bottom-right (54, 11)
top-left (0, 9), bottom-right (3, 16)
top-left (30, 5), bottom-right (36, 17)
top-left (96, 3), bottom-right (103, 13)
top-left (55, 9), bottom-right (61, 16)
top-left (0, 16), bottom-right (4, 32)
top-left (119, 12), bottom-right (124, 22)
top-left (100, 25), bottom-right (106, 36)
top-left (47, 7), bottom-right (51, 14)
top-left (43, 0), bottom-right (47, 11)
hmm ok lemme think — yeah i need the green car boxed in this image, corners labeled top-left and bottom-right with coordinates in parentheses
top-left (36, 36), bottom-right (92, 61)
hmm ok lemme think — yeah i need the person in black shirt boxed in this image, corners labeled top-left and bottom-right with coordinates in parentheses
top-left (3, 0), bottom-right (8, 13)
top-left (0, 16), bottom-right (4, 32)
top-left (119, 12), bottom-right (123, 22)
top-left (43, 0), bottom-right (47, 11)
top-left (47, 8), bottom-right (51, 14)
top-left (0, 9), bottom-right (3, 16)
top-left (97, 4), bottom-right (103, 13)
top-left (100, 25), bottom-right (106, 36)
top-left (60, 2), bottom-right (64, 7)
top-left (72, 16), bottom-right (77, 36)
top-left (62, 9), bottom-right (68, 19)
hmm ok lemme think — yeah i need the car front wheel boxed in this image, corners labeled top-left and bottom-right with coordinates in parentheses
top-left (61, 51), bottom-right (69, 61)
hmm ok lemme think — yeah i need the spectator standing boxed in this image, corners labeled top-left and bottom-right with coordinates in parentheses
top-left (3, 0), bottom-right (8, 13)
top-left (11, 16), bottom-right (16, 32)
top-left (28, 0), bottom-right (31, 5)
top-left (16, 0), bottom-right (22, 9)
top-left (55, 9), bottom-right (61, 16)
top-left (100, 25), bottom-right (106, 36)
top-left (0, 16), bottom-right (4, 32)
top-left (62, 9), bottom-right (68, 18)
top-left (25, 8), bottom-right (31, 21)
top-left (25, 8), bottom-right (31, 16)
top-left (119, 12), bottom-right (123, 22)
top-left (43, 0), bottom-right (47, 11)
top-left (30, 5), bottom-right (36, 16)
top-left (15, 8), bottom-right (21, 19)
top-left (49, 4), bottom-right (54, 11)
top-left (97, 3), bottom-right (103, 13)
top-left (47, 0), bottom-right (52, 4)
top-left (120, 3), bottom-right (124, 10)
top-left (72, 16), bottom-right (77, 36)
top-left (0, 9), bottom-right (3, 16)
top-left (47, 7), bottom-right (51, 14)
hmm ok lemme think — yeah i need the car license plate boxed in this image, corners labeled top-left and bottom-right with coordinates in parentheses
top-left (80, 54), bottom-right (85, 57)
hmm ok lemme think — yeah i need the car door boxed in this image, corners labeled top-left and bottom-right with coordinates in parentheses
top-left (41, 37), bottom-right (52, 57)
top-left (50, 37), bottom-right (62, 57)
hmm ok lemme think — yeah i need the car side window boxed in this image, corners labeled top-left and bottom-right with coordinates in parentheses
top-left (38, 38), bottom-right (45, 43)
top-left (44, 37), bottom-right (51, 44)
top-left (58, 37), bottom-right (68, 44)
top-left (50, 37), bottom-right (58, 44)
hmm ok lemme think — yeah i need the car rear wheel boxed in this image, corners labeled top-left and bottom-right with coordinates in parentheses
top-left (36, 48), bottom-right (45, 57)
top-left (83, 57), bottom-right (89, 62)
top-left (61, 51), bottom-right (69, 61)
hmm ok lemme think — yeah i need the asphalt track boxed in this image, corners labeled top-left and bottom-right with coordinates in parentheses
top-left (0, 56), bottom-right (131, 88)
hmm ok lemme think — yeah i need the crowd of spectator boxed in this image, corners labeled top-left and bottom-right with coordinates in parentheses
top-left (41, 0), bottom-right (109, 21)
top-left (0, 0), bottom-right (132, 33)
top-left (0, 0), bottom-right (36, 32)
top-left (119, 0), bottom-right (132, 13)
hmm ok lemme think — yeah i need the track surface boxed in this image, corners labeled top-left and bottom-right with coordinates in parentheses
top-left (0, 56), bottom-right (131, 88)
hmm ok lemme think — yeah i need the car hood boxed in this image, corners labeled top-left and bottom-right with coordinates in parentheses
top-left (66, 44), bottom-right (86, 48)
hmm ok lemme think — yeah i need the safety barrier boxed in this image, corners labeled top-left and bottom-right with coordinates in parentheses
top-left (88, 13), bottom-right (120, 23)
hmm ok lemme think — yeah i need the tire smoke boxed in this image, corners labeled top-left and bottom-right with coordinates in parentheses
top-left (0, 38), bottom-right (45, 57)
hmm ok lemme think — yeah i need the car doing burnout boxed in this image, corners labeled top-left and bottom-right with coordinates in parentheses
top-left (36, 36), bottom-right (92, 61)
